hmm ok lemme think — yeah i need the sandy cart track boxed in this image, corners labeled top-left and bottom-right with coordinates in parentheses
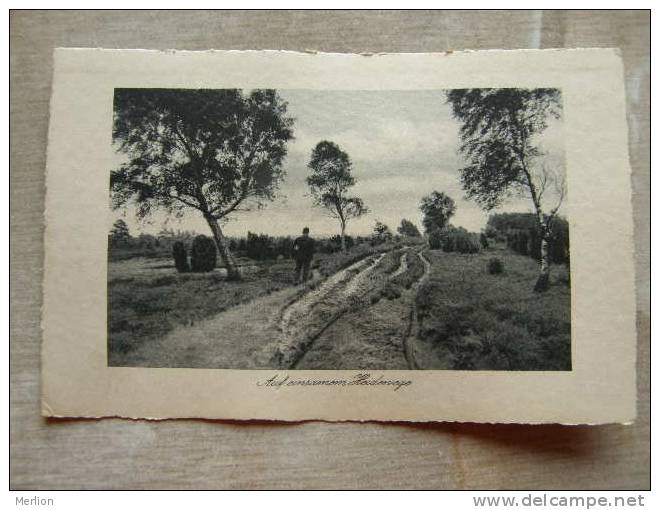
top-left (391, 251), bottom-right (408, 277)
top-left (119, 246), bottom-right (429, 370)
top-left (264, 253), bottom-right (387, 368)
top-left (294, 246), bottom-right (430, 370)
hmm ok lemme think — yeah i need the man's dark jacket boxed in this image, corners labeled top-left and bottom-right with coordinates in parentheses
top-left (293, 236), bottom-right (315, 261)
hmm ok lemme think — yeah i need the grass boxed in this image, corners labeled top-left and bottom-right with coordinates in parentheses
top-left (108, 237), bottom-right (570, 371)
top-left (415, 244), bottom-right (571, 370)
top-left (378, 248), bottom-right (404, 274)
top-left (390, 247), bottom-right (425, 290)
top-left (108, 245), bottom-right (171, 262)
top-left (108, 258), bottom-right (296, 361)
top-left (107, 242), bottom-right (400, 364)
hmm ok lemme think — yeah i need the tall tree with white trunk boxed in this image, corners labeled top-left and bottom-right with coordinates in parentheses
top-left (446, 88), bottom-right (565, 291)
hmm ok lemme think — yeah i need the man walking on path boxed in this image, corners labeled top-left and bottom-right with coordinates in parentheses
top-left (293, 227), bottom-right (315, 284)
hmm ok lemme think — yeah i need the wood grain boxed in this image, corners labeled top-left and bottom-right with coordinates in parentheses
top-left (10, 10), bottom-right (649, 489)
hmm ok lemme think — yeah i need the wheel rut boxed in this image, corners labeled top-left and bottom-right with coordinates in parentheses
top-left (403, 249), bottom-right (431, 369)
top-left (289, 246), bottom-right (430, 370)
top-left (259, 253), bottom-right (386, 368)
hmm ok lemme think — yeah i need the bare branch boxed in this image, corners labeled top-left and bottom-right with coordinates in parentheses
top-left (535, 162), bottom-right (550, 203)
top-left (548, 171), bottom-right (566, 220)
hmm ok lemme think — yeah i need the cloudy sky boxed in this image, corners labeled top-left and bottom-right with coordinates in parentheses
top-left (111, 89), bottom-right (565, 238)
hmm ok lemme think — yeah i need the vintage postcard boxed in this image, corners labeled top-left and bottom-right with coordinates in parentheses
top-left (42, 48), bottom-right (636, 423)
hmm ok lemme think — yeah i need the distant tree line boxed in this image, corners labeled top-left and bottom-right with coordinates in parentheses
top-left (108, 220), bottom-right (201, 261)
top-left (228, 232), bottom-right (364, 261)
top-left (109, 216), bottom-right (426, 264)
top-left (428, 225), bottom-right (482, 254)
top-left (485, 212), bottom-right (569, 265)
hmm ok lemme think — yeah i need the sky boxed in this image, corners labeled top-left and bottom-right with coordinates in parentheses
top-left (111, 89), bottom-right (565, 238)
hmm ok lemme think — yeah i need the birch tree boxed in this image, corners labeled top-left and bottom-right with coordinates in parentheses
top-left (111, 88), bottom-right (294, 280)
top-left (446, 88), bottom-right (565, 291)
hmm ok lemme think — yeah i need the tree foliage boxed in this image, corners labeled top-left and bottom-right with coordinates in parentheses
top-left (420, 191), bottom-right (456, 233)
top-left (446, 88), bottom-right (562, 211)
top-left (397, 219), bottom-right (421, 237)
top-left (110, 88), bottom-right (294, 279)
top-left (109, 219), bottom-right (131, 245)
top-left (446, 88), bottom-right (565, 290)
top-left (372, 220), bottom-right (393, 244)
top-left (111, 88), bottom-right (294, 220)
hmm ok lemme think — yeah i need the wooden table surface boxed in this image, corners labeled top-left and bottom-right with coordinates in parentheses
top-left (10, 10), bottom-right (650, 489)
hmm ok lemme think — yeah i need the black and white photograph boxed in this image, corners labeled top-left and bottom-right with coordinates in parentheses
top-left (107, 87), bottom-right (570, 371)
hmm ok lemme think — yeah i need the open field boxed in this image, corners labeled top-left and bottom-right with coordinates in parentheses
top-left (412, 244), bottom-right (571, 370)
top-left (109, 240), bottom-right (570, 370)
top-left (107, 241), bottom-right (407, 366)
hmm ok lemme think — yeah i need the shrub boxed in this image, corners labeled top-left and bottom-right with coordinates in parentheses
top-left (428, 226), bottom-right (481, 254)
top-left (190, 235), bottom-right (217, 272)
top-left (381, 284), bottom-right (401, 300)
top-left (380, 249), bottom-right (403, 274)
top-left (443, 230), bottom-right (481, 254)
top-left (323, 234), bottom-right (355, 253)
top-left (274, 236), bottom-right (293, 259)
top-left (487, 257), bottom-right (503, 275)
top-left (480, 233), bottom-right (489, 249)
top-left (372, 221), bottom-right (393, 245)
top-left (172, 241), bottom-right (189, 273)
top-left (321, 234), bottom-right (354, 253)
top-left (507, 230), bottom-right (530, 255)
top-left (483, 225), bottom-right (498, 239)
top-left (390, 249), bottom-right (425, 290)
top-left (548, 220), bottom-right (570, 264)
top-left (246, 232), bottom-right (274, 260)
top-left (493, 213), bottom-right (569, 265)
top-left (428, 229), bottom-right (443, 250)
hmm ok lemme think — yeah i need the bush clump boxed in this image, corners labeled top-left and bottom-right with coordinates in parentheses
top-left (172, 241), bottom-right (189, 273)
top-left (487, 257), bottom-right (503, 275)
top-left (246, 231), bottom-right (274, 261)
top-left (489, 212), bottom-right (569, 265)
top-left (428, 229), bottom-right (443, 250)
top-left (442, 230), bottom-right (481, 254)
top-left (190, 235), bottom-right (217, 272)
top-left (428, 227), bottom-right (481, 254)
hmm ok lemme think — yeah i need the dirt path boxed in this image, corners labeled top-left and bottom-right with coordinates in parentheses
top-left (294, 247), bottom-right (430, 370)
top-left (123, 252), bottom-right (385, 368)
top-left (262, 253), bottom-right (387, 368)
top-left (122, 246), bottom-right (430, 370)
top-left (278, 256), bottom-right (375, 339)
